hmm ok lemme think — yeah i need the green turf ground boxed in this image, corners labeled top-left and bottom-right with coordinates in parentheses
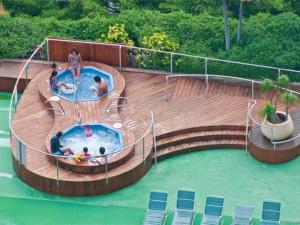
top-left (0, 92), bottom-right (299, 225)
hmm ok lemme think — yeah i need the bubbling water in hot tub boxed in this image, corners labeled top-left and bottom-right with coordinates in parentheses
top-left (61, 124), bottom-right (123, 157)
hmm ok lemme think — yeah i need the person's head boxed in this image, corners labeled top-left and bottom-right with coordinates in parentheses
top-left (51, 63), bottom-right (57, 70)
top-left (94, 76), bottom-right (101, 84)
top-left (51, 71), bottom-right (58, 78)
top-left (56, 131), bottom-right (63, 138)
top-left (99, 147), bottom-right (105, 155)
top-left (94, 76), bottom-right (101, 83)
top-left (83, 147), bottom-right (88, 153)
top-left (71, 48), bottom-right (79, 55)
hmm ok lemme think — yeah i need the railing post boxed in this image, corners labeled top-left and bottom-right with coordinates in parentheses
top-left (119, 45), bottom-right (122, 70)
top-left (56, 157), bottom-right (59, 186)
top-left (47, 38), bottom-right (50, 65)
top-left (205, 58), bottom-right (208, 91)
top-left (278, 68), bottom-right (281, 78)
top-left (251, 81), bottom-right (254, 99)
top-left (14, 88), bottom-right (18, 112)
top-left (170, 53), bottom-right (173, 75)
top-left (245, 102), bottom-right (250, 155)
top-left (151, 112), bottom-right (157, 167)
top-left (105, 155), bottom-right (109, 184)
top-left (24, 64), bottom-right (29, 88)
top-left (250, 116), bottom-right (253, 141)
top-left (166, 76), bottom-right (169, 101)
top-left (142, 137), bottom-right (145, 165)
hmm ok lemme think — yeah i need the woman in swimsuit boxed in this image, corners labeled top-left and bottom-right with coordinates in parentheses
top-left (68, 49), bottom-right (82, 77)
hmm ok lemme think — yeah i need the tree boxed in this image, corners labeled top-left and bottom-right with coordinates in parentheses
top-left (137, 32), bottom-right (179, 69)
top-left (260, 75), bottom-right (291, 122)
top-left (259, 102), bottom-right (276, 122)
top-left (237, 0), bottom-right (252, 43)
top-left (281, 91), bottom-right (298, 119)
top-left (102, 24), bottom-right (134, 46)
top-left (221, 0), bottom-right (230, 50)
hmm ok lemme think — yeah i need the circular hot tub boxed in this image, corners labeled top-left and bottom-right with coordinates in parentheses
top-left (50, 123), bottom-right (133, 174)
top-left (52, 66), bottom-right (114, 102)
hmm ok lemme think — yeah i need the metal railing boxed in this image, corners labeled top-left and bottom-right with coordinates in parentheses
top-left (165, 73), bottom-right (300, 150)
top-left (9, 37), bottom-right (300, 186)
top-left (47, 38), bottom-right (300, 81)
top-left (44, 98), bottom-right (66, 115)
top-left (9, 39), bottom-right (157, 186)
top-left (247, 98), bottom-right (300, 149)
top-left (105, 97), bottom-right (128, 112)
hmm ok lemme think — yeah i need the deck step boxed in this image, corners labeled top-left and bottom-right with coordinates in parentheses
top-left (155, 139), bottom-right (246, 160)
top-left (157, 129), bottom-right (246, 150)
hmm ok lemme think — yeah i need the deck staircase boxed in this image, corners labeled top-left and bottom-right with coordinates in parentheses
top-left (155, 125), bottom-right (247, 160)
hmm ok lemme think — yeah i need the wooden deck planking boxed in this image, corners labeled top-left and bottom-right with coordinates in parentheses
top-left (11, 62), bottom-right (300, 195)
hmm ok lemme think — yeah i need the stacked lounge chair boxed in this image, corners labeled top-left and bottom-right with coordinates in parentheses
top-left (143, 191), bottom-right (168, 225)
top-left (201, 196), bottom-right (224, 225)
top-left (171, 190), bottom-right (195, 225)
top-left (231, 205), bottom-right (254, 225)
top-left (260, 201), bottom-right (281, 225)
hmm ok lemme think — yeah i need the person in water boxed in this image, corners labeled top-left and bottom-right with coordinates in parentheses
top-left (68, 48), bottom-right (81, 77)
top-left (49, 63), bottom-right (70, 91)
top-left (92, 76), bottom-right (108, 96)
top-left (96, 147), bottom-right (106, 165)
top-left (50, 131), bottom-right (74, 156)
top-left (73, 147), bottom-right (91, 163)
top-left (83, 147), bottom-right (91, 158)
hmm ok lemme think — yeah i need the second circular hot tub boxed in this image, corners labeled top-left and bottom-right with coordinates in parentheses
top-left (50, 123), bottom-right (134, 174)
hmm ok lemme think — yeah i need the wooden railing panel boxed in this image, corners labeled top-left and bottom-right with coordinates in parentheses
top-left (48, 39), bottom-right (128, 67)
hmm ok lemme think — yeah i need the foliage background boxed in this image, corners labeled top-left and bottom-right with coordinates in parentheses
top-left (0, 0), bottom-right (300, 80)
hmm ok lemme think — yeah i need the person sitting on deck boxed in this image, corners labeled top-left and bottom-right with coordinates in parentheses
top-left (96, 147), bottom-right (106, 165)
top-left (50, 131), bottom-right (74, 156)
top-left (92, 76), bottom-right (108, 96)
top-left (49, 63), bottom-right (71, 91)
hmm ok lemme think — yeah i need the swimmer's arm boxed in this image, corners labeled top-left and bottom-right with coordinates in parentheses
top-left (78, 54), bottom-right (82, 66)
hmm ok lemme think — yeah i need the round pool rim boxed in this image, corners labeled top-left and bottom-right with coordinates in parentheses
top-left (46, 123), bottom-right (134, 174)
top-left (52, 66), bottom-right (115, 102)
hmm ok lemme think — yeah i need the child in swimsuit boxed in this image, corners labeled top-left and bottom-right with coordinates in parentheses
top-left (49, 63), bottom-right (71, 91)
top-left (68, 49), bottom-right (81, 77)
top-left (92, 76), bottom-right (108, 96)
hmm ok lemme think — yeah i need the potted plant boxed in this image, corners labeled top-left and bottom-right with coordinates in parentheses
top-left (259, 75), bottom-right (298, 141)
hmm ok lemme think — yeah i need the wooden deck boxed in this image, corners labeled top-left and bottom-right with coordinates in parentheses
top-left (10, 62), bottom-right (300, 196)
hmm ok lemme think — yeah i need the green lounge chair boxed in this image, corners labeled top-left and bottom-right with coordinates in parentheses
top-left (171, 190), bottom-right (195, 225)
top-left (143, 191), bottom-right (168, 225)
top-left (231, 205), bottom-right (254, 225)
top-left (201, 196), bottom-right (224, 225)
top-left (260, 201), bottom-right (281, 225)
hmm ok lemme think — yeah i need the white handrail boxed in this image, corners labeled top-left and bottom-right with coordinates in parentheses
top-left (47, 37), bottom-right (300, 75)
top-left (8, 40), bottom-right (154, 160)
top-left (166, 73), bottom-right (300, 147)
top-left (105, 97), bottom-right (128, 112)
top-left (10, 38), bottom-right (300, 160)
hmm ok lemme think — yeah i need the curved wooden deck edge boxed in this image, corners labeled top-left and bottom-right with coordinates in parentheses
top-left (37, 61), bottom-right (135, 174)
top-left (12, 150), bottom-right (153, 196)
top-left (248, 142), bottom-right (300, 164)
top-left (11, 123), bottom-right (247, 196)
